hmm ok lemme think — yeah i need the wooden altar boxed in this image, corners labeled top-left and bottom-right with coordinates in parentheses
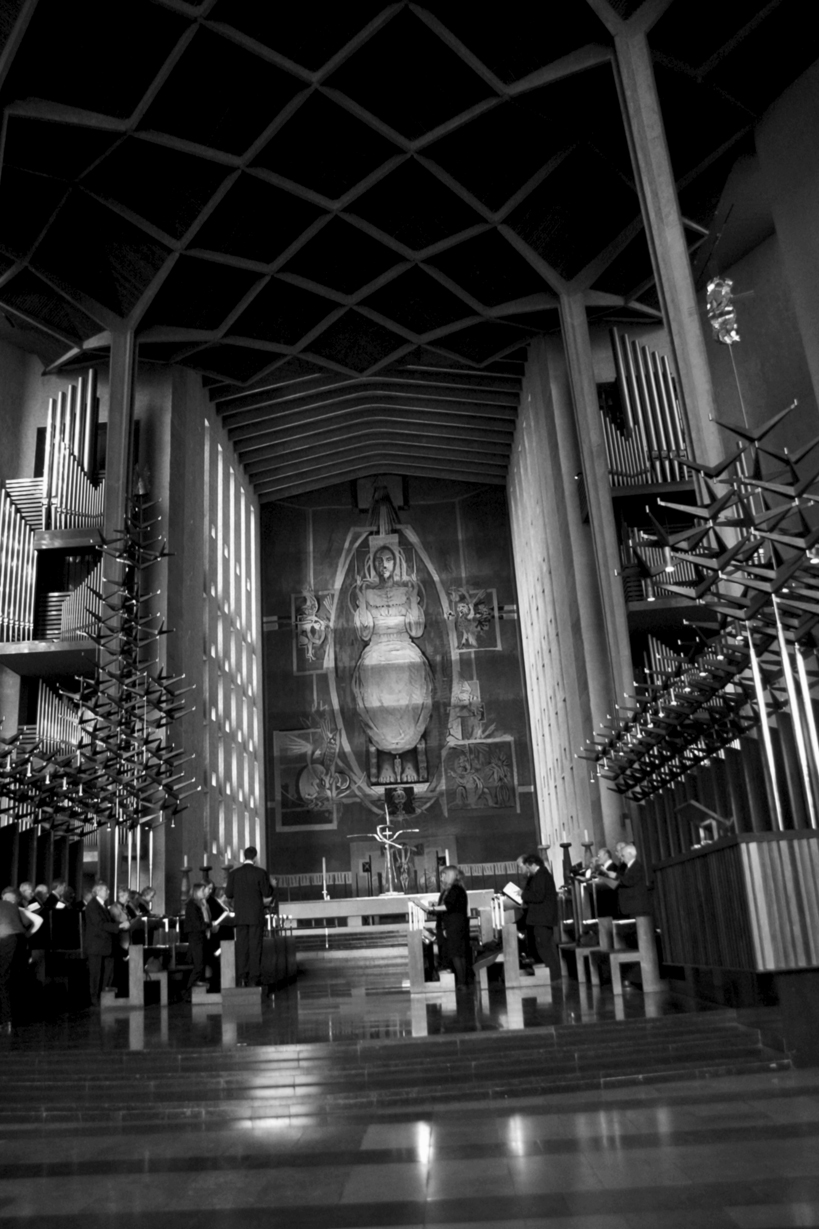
top-left (282, 890), bottom-right (495, 926)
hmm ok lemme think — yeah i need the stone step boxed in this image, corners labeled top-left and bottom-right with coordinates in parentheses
top-left (0, 1034), bottom-right (783, 1094)
top-left (5, 1008), bottom-right (751, 1069)
top-left (6, 1020), bottom-right (760, 1085)
top-left (0, 1043), bottom-right (775, 1108)
top-left (0, 1052), bottom-right (790, 1127)
top-left (7, 1031), bottom-right (758, 1086)
top-left (0, 1019), bottom-right (761, 1079)
top-left (1, 1010), bottom-right (789, 1128)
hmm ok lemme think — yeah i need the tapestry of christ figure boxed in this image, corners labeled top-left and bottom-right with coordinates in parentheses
top-left (351, 540), bottom-right (433, 785)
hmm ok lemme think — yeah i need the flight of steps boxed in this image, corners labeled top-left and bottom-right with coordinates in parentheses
top-left (0, 1011), bottom-right (790, 1129)
top-left (294, 925), bottom-right (408, 956)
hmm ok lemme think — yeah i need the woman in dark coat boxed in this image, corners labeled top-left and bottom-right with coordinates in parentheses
top-left (203, 882), bottom-right (233, 991)
top-left (184, 884), bottom-right (210, 993)
top-left (109, 887), bottom-right (137, 995)
top-left (420, 866), bottom-right (473, 988)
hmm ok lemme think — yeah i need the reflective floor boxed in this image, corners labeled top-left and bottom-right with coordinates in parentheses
top-left (2, 1067), bottom-right (818, 1228)
top-left (2, 960), bottom-right (816, 1229)
top-left (3, 958), bottom-right (733, 1053)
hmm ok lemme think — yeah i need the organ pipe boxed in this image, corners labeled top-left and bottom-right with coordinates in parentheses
top-left (83, 369), bottom-right (98, 476)
top-left (1, 371), bottom-right (104, 647)
top-left (0, 491), bottom-right (35, 642)
top-left (59, 559), bottom-right (103, 639)
top-left (601, 328), bottom-right (689, 488)
top-left (37, 680), bottom-right (80, 755)
top-left (41, 372), bottom-right (103, 531)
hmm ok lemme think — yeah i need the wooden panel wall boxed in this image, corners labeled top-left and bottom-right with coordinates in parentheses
top-left (655, 832), bottom-right (819, 972)
top-left (742, 836), bottom-right (819, 971)
top-left (655, 841), bottom-right (755, 970)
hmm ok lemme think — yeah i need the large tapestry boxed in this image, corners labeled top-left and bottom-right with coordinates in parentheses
top-left (265, 479), bottom-right (530, 854)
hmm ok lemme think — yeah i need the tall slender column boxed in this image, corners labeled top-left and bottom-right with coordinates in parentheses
top-left (103, 330), bottom-right (136, 545)
top-left (724, 748), bottom-right (751, 834)
top-left (756, 63), bottom-right (819, 412)
top-left (97, 330), bottom-right (137, 888)
top-left (521, 337), bottom-right (607, 843)
top-left (614, 31), bottom-right (723, 466)
top-left (560, 293), bottom-right (633, 705)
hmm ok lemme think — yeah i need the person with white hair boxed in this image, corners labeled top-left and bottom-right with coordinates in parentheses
top-left (616, 843), bottom-right (652, 917)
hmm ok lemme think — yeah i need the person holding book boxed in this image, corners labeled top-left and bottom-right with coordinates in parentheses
top-left (519, 853), bottom-right (562, 981)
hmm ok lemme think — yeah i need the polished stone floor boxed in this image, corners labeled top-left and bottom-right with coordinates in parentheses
top-left (0, 957), bottom-right (732, 1052)
top-left (1, 1066), bottom-right (819, 1228)
top-left (2, 962), bottom-right (818, 1228)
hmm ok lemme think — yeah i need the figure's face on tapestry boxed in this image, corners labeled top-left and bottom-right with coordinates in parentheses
top-left (373, 547), bottom-right (396, 582)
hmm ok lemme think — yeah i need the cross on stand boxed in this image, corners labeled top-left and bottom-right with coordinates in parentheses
top-left (348, 792), bottom-right (418, 896)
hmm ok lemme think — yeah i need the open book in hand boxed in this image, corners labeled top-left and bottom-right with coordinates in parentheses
top-left (502, 881), bottom-right (523, 907)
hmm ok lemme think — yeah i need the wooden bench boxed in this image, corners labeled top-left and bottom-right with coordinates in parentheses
top-left (125, 944), bottom-right (168, 1007)
top-left (607, 915), bottom-right (663, 994)
top-left (559, 942), bottom-right (605, 985)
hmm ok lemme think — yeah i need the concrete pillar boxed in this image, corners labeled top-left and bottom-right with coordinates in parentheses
top-left (557, 301), bottom-right (635, 844)
top-left (525, 338), bottom-right (604, 840)
top-left (560, 295), bottom-right (633, 703)
top-left (103, 330), bottom-right (136, 545)
top-left (510, 334), bottom-right (632, 851)
top-left (98, 331), bottom-right (136, 887)
top-left (614, 31), bottom-right (723, 466)
top-left (508, 369), bottom-right (575, 848)
top-left (756, 62), bottom-right (819, 414)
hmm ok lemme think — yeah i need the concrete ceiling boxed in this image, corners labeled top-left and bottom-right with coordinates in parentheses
top-left (0, 0), bottom-right (815, 499)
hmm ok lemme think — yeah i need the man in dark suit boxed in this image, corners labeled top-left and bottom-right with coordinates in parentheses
top-left (226, 847), bottom-right (272, 987)
top-left (84, 882), bottom-right (128, 1005)
top-left (520, 853), bottom-right (562, 981)
top-left (617, 843), bottom-right (652, 917)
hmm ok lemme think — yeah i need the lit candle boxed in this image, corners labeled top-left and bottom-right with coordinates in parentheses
top-left (444, 848), bottom-right (450, 864)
